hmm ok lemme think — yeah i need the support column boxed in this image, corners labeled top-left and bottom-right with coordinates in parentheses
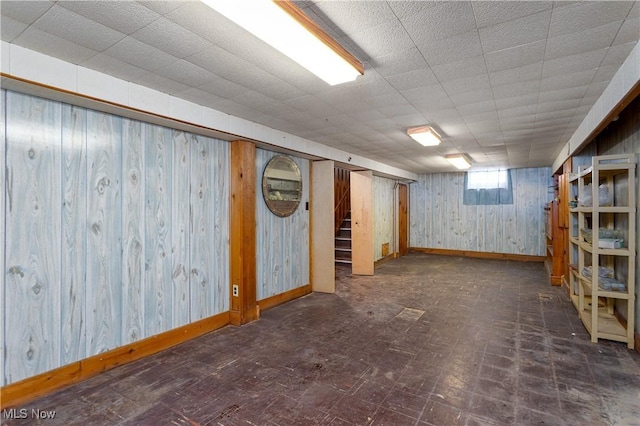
top-left (229, 140), bottom-right (258, 325)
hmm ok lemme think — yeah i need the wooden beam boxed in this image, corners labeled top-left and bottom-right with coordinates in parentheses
top-left (230, 140), bottom-right (258, 325)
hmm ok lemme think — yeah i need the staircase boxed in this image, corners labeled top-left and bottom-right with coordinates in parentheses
top-left (335, 212), bottom-right (352, 265)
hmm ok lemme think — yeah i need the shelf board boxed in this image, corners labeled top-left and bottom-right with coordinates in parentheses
top-left (581, 304), bottom-right (629, 344)
top-left (569, 237), bottom-right (580, 245)
top-left (577, 275), bottom-right (630, 299)
top-left (578, 242), bottom-right (631, 256)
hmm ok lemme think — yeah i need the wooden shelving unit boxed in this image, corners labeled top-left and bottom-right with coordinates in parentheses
top-left (567, 171), bottom-right (580, 310)
top-left (575, 154), bottom-right (636, 349)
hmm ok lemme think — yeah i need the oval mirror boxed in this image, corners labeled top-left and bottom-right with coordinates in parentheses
top-left (262, 155), bottom-right (302, 217)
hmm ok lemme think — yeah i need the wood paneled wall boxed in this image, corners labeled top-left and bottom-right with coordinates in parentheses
top-left (373, 176), bottom-right (396, 261)
top-left (2, 90), bottom-right (230, 385)
top-left (410, 168), bottom-right (553, 256)
top-left (255, 149), bottom-right (310, 301)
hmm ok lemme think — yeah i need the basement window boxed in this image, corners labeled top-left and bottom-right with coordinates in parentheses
top-left (463, 169), bottom-right (513, 205)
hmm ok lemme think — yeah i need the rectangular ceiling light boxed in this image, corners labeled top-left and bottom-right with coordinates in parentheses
top-left (203, 0), bottom-right (364, 85)
top-left (407, 126), bottom-right (441, 146)
top-left (446, 154), bottom-right (472, 170)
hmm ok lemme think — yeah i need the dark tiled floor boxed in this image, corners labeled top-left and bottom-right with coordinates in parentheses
top-left (4, 253), bottom-right (640, 425)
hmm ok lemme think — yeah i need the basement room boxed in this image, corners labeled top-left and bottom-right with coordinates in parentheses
top-left (1, 1), bottom-right (639, 424)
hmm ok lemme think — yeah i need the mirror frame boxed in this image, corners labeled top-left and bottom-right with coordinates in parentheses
top-left (262, 155), bottom-right (303, 217)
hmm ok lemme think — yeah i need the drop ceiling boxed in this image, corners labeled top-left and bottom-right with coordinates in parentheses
top-left (1, 1), bottom-right (638, 173)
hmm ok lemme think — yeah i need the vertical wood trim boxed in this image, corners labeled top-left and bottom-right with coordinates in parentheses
top-left (86, 110), bottom-right (122, 356)
top-left (399, 183), bottom-right (408, 255)
top-left (230, 140), bottom-right (257, 325)
top-left (122, 119), bottom-right (145, 343)
top-left (311, 160), bottom-right (335, 293)
top-left (351, 170), bottom-right (374, 275)
top-left (61, 104), bottom-right (87, 365)
top-left (5, 93), bottom-right (62, 383)
top-left (171, 131), bottom-right (190, 327)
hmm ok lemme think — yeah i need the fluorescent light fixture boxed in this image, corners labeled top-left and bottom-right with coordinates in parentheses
top-left (446, 154), bottom-right (472, 170)
top-left (407, 126), bottom-right (441, 146)
top-left (203, 0), bottom-right (364, 85)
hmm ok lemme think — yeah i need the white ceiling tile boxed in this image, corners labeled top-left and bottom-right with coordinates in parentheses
top-left (14, 26), bottom-right (97, 64)
top-left (0, 1), bottom-right (54, 25)
top-left (132, 72), bottom-right (189, 95)
top-left (536, 99), bottom-right (582, 114)
top-left (372, 47), bottom-right (428, 78)
top-left (484, 40), bottom-right (545, 72)
top-left (442, 74), bottom-right (491, 96)
top-left (449, 89), bottom-right (494, 107)
top-left (489, 62), bottom-right (542, 87)
top-left (541, 49), bottom-right (608, 78)
top-left (104, 37), bottom-right (178, 72)
top-left (472, 1), bottom-right (552, 28)
top-left (138, 1), bottom-right (187, 16)
top-left (544, 21), bottom-right (621, 61)
top-left (591, 64), bottom-right (621, 84)
top-left (494, 94), bottom-right (538, 110)
top-left (479, 9), bottom-right (551, 54)
top-left (58, 1), bottom-right (160, 35)
top-left (498, 104), bottom-right (537, 119)
top-left (601, 41), bottom-right (637, 66)
top-left (548, 1), bottom-right (634, 38)
top-left (82, 53), bottom-right (149, 82)
top-left (538, 86), bottom-right (586, 103)
top-left (400, 83), bottom-right (450, 105)
top-left (348, 21), bottom-right (415, 59)
top-left (165, 2), bottom-right (244, 45)
top-left (1, 16), bottom-right (27, 41)
top-left (583, 81), bottom-right (610, 98)
top-left (33, 5), bottom-right (125, 51)
top-left (431, 55), bottom-right (488, 83)
top-left (386, 68), bottom-right (439, 91)
top-left (493, 80), bottom-right (539, 100)
top-left (539, 69), bottom-right (596, 92)
top-left (457, 100), bottom-right (496, 116)
top-left (419, 30), bottom-right (484, 66)
top-left (197, 77), bottom-right (250, 100)
top-left (131, 17), bottom-right (209, 59)
top-left (155, 59), bottom-right (216, 87)
top-left (403, 2), bottom-right (476, 43)
top-left (311, 1), bottom-right (396, 36)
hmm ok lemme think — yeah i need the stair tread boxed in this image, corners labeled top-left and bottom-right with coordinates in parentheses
top-left (335, 247), bottom-right (352, 252)
top-left (335, 259), bottom-right (353, 264)
top-left (335, 237), bottom-right (351, 241)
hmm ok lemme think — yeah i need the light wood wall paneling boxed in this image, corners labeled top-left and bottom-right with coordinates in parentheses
top-left (189, 135), bottom-right (214, 321)
top-left (210, 137), bottom-right (230, 313)
top-left (409, 168), bottom-right (552, 256)
top-left (144, 124), bottom-right (173, 335)
top-left (122, 119), bottom-right (145, 343)
top-left (373, 176), bottom-right (394, 260)
top-left (1, 90), bottom-right (5, 384)
top-left (4, 92), bottom-right (62, 383)
top-left (171, 130), bottom-right (191, 327)
top-left (86, 109), bottom-right (122, 356)
top-left (61, 104), bottom-right (87, 366)
top-left (311, 160), bottom-right (335, 293)
top-left (255, 150), bottom-right (309, 300)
